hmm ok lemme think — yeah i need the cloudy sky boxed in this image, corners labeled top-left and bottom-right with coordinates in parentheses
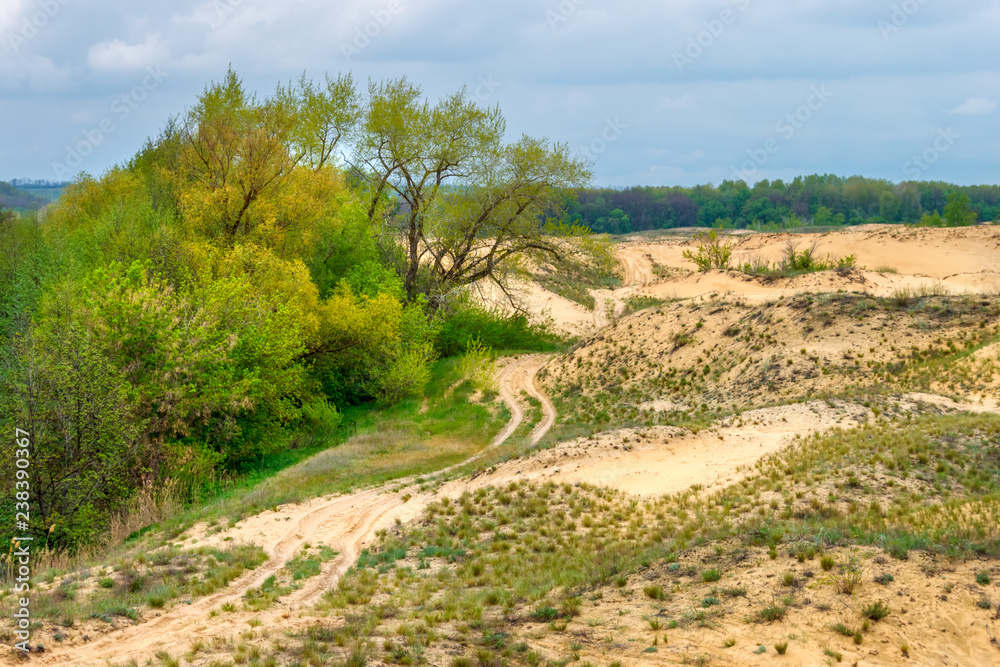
top-left (1, 0), bottom-right (998, 187)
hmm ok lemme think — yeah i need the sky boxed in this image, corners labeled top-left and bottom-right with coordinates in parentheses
top-left (1, 0), bottom-right (998, 188)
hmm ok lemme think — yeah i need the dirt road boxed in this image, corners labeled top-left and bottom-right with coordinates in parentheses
top-left (37, 355), bottom-right (556, 666)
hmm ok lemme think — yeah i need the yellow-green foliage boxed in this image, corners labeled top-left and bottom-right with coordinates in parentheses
top-left (458, 338), bottom-right (499, 394)
top-left (682, 230), bottom-right (734, 271)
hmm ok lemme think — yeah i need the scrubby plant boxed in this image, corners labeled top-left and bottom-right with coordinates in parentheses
top-left (683, 230), bottom-right (734, 271)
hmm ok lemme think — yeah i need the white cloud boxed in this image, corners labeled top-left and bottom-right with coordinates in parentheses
top-left (657, 94), bottom-right (698, 112)
top-left (949, 98), bottom-right (997, 115)
top-left (0, 0), bottom-right (24, 35)
top-left (87, 33), bottom-right (167, 71)
top-left (0, 53), bottom-right (73, 93)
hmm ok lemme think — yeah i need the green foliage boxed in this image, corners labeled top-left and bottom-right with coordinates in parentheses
top-left (354, 77), bottom-right (593, 306)
top-left (944, 192), bottom-right (977, 227)
top-left (861, 601), bottom-right (891, 621)
top-left (739, 240), bottom-right (857, 278)
top-left (682, 230), bottom-right (734, 271)
top-left (436, 303), bottom-right (562, 356)
top-left (916, 210), bottom-right (945, 227)
top-left (561, 176), bottom-right (998, 232)
top-left (1, 321), bottom-right (143, 549)
top-left (458, 339), bottom-right (500, 394)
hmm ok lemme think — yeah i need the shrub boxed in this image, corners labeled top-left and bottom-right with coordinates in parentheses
top-left (457, 338), bottom-right (499, 394)
top-left (643, 584), bottom-right (667, 600)
top-left (976, 570), bottom-right (992, 586)
top-left (436, 305), bottom-right (560, 356)
top-left (702, 569), bottom-right (721, 583)
top-left (862, 601), bottom-right (890, 622)
top-left (532, 606), bottom-right (559, 622)
top-left (837, 562), bottom-right (863, 595)
top-left (757, 604), bottom-right (787, 622)
top-left (774, 641), bottom-right (788, 655)
top-left (683, 230), bottom-right (734, 272)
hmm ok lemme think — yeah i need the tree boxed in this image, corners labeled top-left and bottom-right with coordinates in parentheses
top-left (2, 320), bottom-right (144, 548)
top-left (176, 68), bottom-right (351, 252)
top-left (352, 77), bottom-right (592, 308)
top-left (944, 192), bottom-right (977, 226)
top-left (682, 230), bottom-right (734, 271)
top-left (813, 206), bottom-right (845, 227)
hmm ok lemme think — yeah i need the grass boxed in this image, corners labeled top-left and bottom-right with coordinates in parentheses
top-left (533, 254), bottom-right (622, 311)
top-left (541, 292), bottom-right (1000, 436)
top-left (861, 602), bottom-right (890, 622)
top-left (4, 544), bottom-right (267, 626)
top-left (757, 604), bottom-right (787, 622)
top-left (0, 358), bottom-right (514, 634)
top-left (85, 406), bottom-right (1000, 664)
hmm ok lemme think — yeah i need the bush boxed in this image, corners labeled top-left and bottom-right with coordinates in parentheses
top-left (757, 604), bottom-right (787, 622)
top-left (457, 338), bottom-right (499, 394)
top-left (683, 230), bottom-right (733, 272)
top-left (436, 305), bottom-right (561, 357)
top-left (862, 601), bottom-right (890, 621)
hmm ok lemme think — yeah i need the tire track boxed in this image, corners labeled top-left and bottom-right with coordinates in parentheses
top-left (39, 355), bottom-right (556, 666)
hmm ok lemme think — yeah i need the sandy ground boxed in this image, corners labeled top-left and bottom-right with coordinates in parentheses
top-left (459, 400), bottom-right (873, 497)
top-left (507, 226), bottom-right (1000, 337)
top-left (31, 355), bottom-right (557, 666)
top-left (527, 544), bottom-right (1000, 667)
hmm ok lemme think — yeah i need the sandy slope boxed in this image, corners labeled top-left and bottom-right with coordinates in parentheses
top-left (511, 225), bottom-right (1000, 337)
top-left (32, 356), bottom-right (556, 666)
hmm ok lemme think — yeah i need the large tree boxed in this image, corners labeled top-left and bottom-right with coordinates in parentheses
top-left (351, 78), bottom-right (592, 308)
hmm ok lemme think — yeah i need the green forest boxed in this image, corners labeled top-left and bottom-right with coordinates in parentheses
top-left (0, 70), bottom-right (585, 550)
top-left (564, 177), bottom-right (997, 233)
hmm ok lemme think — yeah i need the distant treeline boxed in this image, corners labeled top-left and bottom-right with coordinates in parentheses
top-left (9, 178), bottom-right (68, 189)
top-left (562, 175), bottom-right (1000, 234)
top-left (0, 181), bottom-right (51, 210)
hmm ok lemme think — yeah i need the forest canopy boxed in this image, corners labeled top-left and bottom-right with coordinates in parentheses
top-left (562, 177), bottom-right (999, 233)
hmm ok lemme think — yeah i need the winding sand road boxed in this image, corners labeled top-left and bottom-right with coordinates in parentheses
top-left (36, 355), bottom-right (556, 666)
